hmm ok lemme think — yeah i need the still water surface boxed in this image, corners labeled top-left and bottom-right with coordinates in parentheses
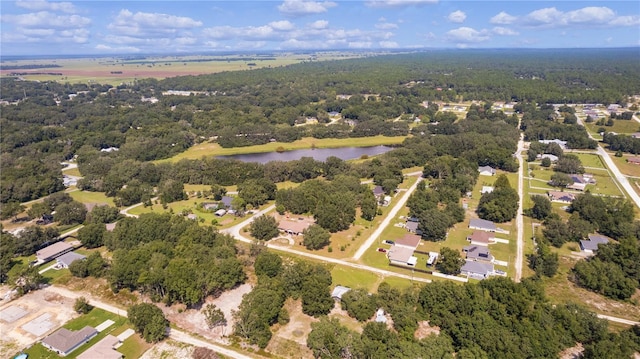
top-left (217, 145), bottom-right (393, 164)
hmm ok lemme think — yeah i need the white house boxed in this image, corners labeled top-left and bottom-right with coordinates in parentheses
top-left (461, 260), bottom-right (494, 280)
top-left (387, 246), bottom-right (417, 267)
top-left (477, 166), bottom-right (496, 176)
top-left (469, 218), bottom-right (496, 232)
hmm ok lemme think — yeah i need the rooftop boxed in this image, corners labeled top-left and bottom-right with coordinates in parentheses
top-left (41, 326), bottom-right (98, 354)
top-left (56, 252), bottom-right (86, 267)
top-left (36, 241), bottom-right (74, 261)
top-left (395, 233), bottom-right (421, 249)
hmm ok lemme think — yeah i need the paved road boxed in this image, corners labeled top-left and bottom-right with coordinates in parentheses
top-left (514, 132), bottom-right (525, 283)
top-left (597, 314), bottom-right (640, 326)
top-left (352, 175), bottom-right (422, 260)
top-left (596, 145), bottom-right (640, 209)
top-left (222, 201), bottom-right (432, 284)
top-left (41, 286), bottom-right (258, 359)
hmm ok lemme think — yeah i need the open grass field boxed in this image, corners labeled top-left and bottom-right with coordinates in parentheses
top-left (68, 190), bottom-right (115, 206)
top-left (608, 152), bottom-right (640, 177)
top-left (158, 135), bottom-right (407, 163)
top-left (1, 52), bottom-right (364, 86)
top-left (585, 119), bottom-right (640, 135)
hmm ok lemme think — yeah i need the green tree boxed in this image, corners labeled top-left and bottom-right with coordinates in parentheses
top-left (549, 172), bottom-right (573, 188)
top-left (0, 201), bottom-right (24, 220)
top-left (314, 192), bottom-right (356, 232)
top-left (254, 250), bottom-right (283, 278)
top-left (526, 195), bottom-right (552, 220)
top-left (9, 264), bottom-right (44, 296)
top-left (303, 224), bottom-right (331, 250)
top-left (77, 223), bottom-right (107, 248)
top-left (341, 288), bottom-right (376, 322)
top-left (555, 154), bottom-right (584, 174)
top-left (540, 157), bottom-right (552, 167)
top-left (249, 215), bottom-right (279, 241)
top-left (159, 179), bottom-right (187, 204)
top-left (74, 297), bottom-right (93, 314)
top-left (53, 200), bottom-right (87, 225)
top-left (360, 189), bottom-right (378, 221)
top-left (529, 241), bottom-right (559, 277)
top-left (477, 175), bottom-right (518, 223)
top-left (27, 202), bottom-right (50, 220)
top-left (86, 205), bottom-right (120, 224)
top-left (202, 303), bottom-right (226, 332)
top-left (307, 317), bottom-right (359, 359)
top-left (436, 247), bottom-right (464, 275)
top-left (128, 303), bottom-right (169, 343)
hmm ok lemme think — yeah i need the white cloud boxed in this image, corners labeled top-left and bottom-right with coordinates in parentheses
top-left (309, 20), bottom-right (329, 29)
top-left (379, 41), bottom-right (398, 48)
top-left (564, 7), bottom-right (615, 24)
top-left (490, 11), bottom-right (517, 25)
top-left (278, 0), bottom-right (337, 16)
top-left (447, 10), bottom-right (466, 23)
top-left (366, 0), bottom-right (438, 8)
top-left (446, 27), bottom-right (490, 43)
top-left (15, 0), bottom-right (77, 14)
top-left (524, 7), bottom-right (564, 26)
top-left (108, 9), bottom-right (202, 36)
top-left (95, 44), bottom-right (141, 53)
top-left (610, 15), bottom-right (640, 26)
top-left (492, 27), bottom-right (519, 36)
top-left (2, 11), bottom-right (90, 28)
top-left (269, 20), bottom-right (295, 31)
top-left (375, 22), bottom-right (398, 29)
top-left (348, 41), bottom-right (372, 48)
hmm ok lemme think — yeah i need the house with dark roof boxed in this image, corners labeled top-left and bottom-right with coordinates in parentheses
top-left (41, 326), bottom-right (98, 356)
top-left (56, 252), bottom-right (86, 268)
top-left (405, 221), bottom-right (419, 234)
top-left (387, 246), bottom-right (417, 266)
top-left (372, 185), bottom-right (385, 200)
top-left (477, 166), bottom-right (496, 176)
top-left (463, 245), bottom-right (494, 262)
top-left (461, 260), bottom-right (494, 280)
top-left (220, 196), bottom-right (234, 209)
top-left (547, 191), bottom-right (576, 203)
top-left (469, 218), bottom-right (496, 232)
top-left (36, 241), bottom-right (74, 263)
top-left (466, 231), bottom-right (495, 246)
top-left (580, 234), bottom-right (610, 255)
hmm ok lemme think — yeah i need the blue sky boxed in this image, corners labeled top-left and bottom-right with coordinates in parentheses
top-left (1, 0), bottom-right (639, 55)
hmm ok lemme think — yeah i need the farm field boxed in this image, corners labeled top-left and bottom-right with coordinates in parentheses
top-left (1, 52), bottom-right (365, 86)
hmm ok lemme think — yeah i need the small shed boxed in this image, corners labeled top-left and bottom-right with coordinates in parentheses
top-left (331, 286), bottom-right (351, 300)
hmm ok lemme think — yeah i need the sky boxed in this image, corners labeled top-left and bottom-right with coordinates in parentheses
top-left (1, 0), bottom-right (639, 56)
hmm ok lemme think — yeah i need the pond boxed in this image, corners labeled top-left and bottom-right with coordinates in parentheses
top-left (217, 145), bottom-right (394, 164)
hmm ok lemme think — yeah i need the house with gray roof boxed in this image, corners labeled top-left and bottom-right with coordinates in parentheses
top-left (41, 326), bottom-right (98, 356)
top-left (56, 252), bottom-right (86, 268)
top-left (469, 218), bottom-right (496, 232)
top-left (331, 285), bottom-right (351, 300)
top-left (405, 221), bottom-right (419, 234)
top-left (36, 241), bottom-right (74, 263)
top-left (580, 234), bottom-right (610, 255)
top-left (387, 246), bottom-right (417, 267)
top-left (461, 260), bottom-right (494, 280)
top-left (76, 335), bottom-right (122, 359)
top-left (477, 166), bottom-right (496, 176)
top-left (463, 245), bottom-right (494, 262)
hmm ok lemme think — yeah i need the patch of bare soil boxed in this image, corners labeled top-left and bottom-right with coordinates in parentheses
top-left (160, 283), bottom-right (253, 344)
top-left (267, 298), bottom-right (316, 358)
top-left (559, 343), bottom-right (584, 359)
top-left (0, 288), bottom-right (78, 357)
top-left (139, 340), bottom-right (194, 359)
top-left (328, 303), bottom-right (363, 333)
top-left (414, 321), bottom-right (440, 339)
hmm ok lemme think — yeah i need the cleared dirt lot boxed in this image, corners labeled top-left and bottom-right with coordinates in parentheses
top-left (0, 286), bottom-right (78, 358)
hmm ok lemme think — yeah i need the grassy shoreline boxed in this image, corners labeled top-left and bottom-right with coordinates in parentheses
top-left (157, 135), bottom-right (408, 163)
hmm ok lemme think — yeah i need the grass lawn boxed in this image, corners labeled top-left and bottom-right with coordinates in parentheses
top-left (330, 265), bottom-right (380, 292)
top-left (68, 190), bottom-right (115, 206)
top-left (608, 152), bottom-right (640, 177)
top-left (63, 167), bottom-right (82, 177)
top-left (158, 136), bottom-right (407, 163)
top-left (585, 119), bottom-right (640, 135)
top-left (573, 153), bottom-right (606, 169)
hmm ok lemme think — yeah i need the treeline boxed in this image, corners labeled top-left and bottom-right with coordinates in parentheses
top-left (307, 278), bottom-right (640, 358)
top-left (603, 132), bottom-right (640, 154)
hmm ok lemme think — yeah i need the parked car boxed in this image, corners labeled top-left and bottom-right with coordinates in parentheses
top-left (377, 248), bottom-right (387, 253)
top-left (383, 240), bottom-right (394, 245)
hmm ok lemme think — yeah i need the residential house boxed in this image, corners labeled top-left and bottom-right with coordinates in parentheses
top-left (56, 252), bottom-right (86, 269)
top-left (214, 209), bottom-right (227, 217)
top-left (481, 186), bottom-right (494, 194)
top-left (539, 139), bottom-right (568, 149)
top-left (372, 186), bottom-right (385, 201)
top-left (331, 285), bottom-right (351, 300)
top-left (203, 202), bottom-right (218, 211)
top-left (36, 241), bottom-right (74, 263)
top-left (375, 308), bottom-right (387, 323)
top-left (469, 218), bottom-right (496, 232)
top-left (387, 246), bottom-right (417, 266)
top-left (278, 220), bottom-right (311, 236)
top-left (76, 335), bottom-right (122, 359)
top-left (477, 166), bottom-right (496, 176)
top-left (463, 245), bottom-right (494, 262)
top-left (382, 195), bottom-right (392, 207)
top-left (220, 196), bottom-right (234, 209)
top-left (41, 326), bottom-right (98, 356)
top-left (405, 221), bottom-right (420, 234)
top-left (466, 231), bottom-right (495, 246)
top-left (580, 234), bottom-right (610, 255)
top-left (537, 154), bottom-right (559, 162)
top-left (567, 174), bottom-right (595, 191)
top-left (628, 156), bottom-right (640, 165)
top-left (461, 260), bottom-right (495, 280)
top-left (547, 191), bottom-right (576, 203)
top-left (395, 234), bottom-right (421, 251)
top-left (426, 251), bottom-right (439, 266)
